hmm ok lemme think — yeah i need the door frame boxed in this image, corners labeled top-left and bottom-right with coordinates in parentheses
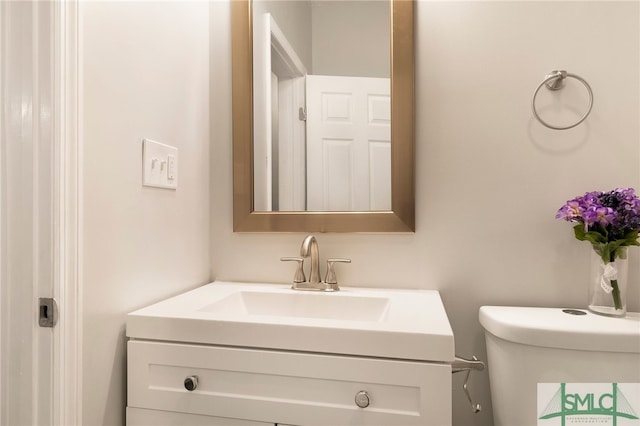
top-left (55, 1), bottom-right (82, 424)
top-left (253, 13), bottom-right (307, 211)
top-left (0, 1), bottom-right (81, 424)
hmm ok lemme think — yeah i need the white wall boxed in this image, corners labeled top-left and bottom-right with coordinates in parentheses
top-left (211, 2), bottom-right (639, 426)
top-left (253, 0), bottom-right (313, 72)
top-left (81, 2), bottom-right (210, 425)
top-left (311, 0), bottom-right (390, 78)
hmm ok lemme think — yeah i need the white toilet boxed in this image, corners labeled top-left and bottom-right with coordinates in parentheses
top-left (480, 306), bottom-right (640, 426)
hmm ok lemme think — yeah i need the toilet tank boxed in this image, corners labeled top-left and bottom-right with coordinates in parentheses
top-left (479, 306), bottom-right (640, 426)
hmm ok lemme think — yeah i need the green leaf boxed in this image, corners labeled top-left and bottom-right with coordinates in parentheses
top-left (623, 230), bottom-right (640, 246)
top-left (609, 242), bottom-right (628, 261)
top-left (617, 247), bottom-right (628, 260)
top-left (573, 225), bottom-right (607, 244)
top-left (573, 224), bottom-right (587, 240)
top-left (591, 223), bottom-right (609, 239)
top-left (589, 243), bottom-right (609, 263)
top-left (609, 240), bottom-right (626, 250)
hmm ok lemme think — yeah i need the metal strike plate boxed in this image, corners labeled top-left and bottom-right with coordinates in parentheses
top-left (38, 298), bottom-right (58, 328)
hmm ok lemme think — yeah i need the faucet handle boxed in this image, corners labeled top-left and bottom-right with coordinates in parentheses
top-left (280, 257), bottom-right (306, 283)
top-left (324, 258), bottom-right (351, 285)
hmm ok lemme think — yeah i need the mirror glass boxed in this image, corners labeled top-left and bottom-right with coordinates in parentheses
top-left (252, 0), bottom-right (391, 212)
top-left (232, 0), bottom-right (414, 232)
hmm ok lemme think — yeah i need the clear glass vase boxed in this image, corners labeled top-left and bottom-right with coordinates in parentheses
top-left (588, 249), bottom-right (628, 317)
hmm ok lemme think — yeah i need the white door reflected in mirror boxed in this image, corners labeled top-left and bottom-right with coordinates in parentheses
top-left (306, 75), bottom-right (390, 211)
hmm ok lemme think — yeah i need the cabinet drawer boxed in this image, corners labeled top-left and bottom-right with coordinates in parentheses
top-left (127, 407), bottom-right (271, 426)
top-left (128, 341), bottom-right (451, 425)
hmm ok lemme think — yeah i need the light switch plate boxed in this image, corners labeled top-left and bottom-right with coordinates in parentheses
top-left (143, 139), bottom-right (178, 189)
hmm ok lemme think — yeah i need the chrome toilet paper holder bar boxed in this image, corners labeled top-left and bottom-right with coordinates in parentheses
top-left (452, 355), bottom-right (485, 413)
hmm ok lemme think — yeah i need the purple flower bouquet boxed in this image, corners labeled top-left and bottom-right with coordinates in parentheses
top-left (556, 188), bottom-right (640, 312)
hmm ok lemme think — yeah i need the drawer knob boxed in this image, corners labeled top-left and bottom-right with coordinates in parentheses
top-left (184, 375), bottom-right (199, 391)
top-left (354, 390), bottom-right (370, 408)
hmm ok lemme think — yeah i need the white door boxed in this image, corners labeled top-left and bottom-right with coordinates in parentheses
top-left (306, 75), bottom-right (391, 211)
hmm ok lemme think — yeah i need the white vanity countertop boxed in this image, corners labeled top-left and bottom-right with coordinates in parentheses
top-left (126, 281), bottom-right (455, 363)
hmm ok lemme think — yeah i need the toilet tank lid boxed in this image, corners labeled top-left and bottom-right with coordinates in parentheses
top-left (479, 306), bottom-right (640, 353)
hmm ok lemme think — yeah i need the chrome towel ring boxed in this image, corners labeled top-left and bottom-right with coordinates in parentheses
top-left (531, 70), bottom-right (593, 130)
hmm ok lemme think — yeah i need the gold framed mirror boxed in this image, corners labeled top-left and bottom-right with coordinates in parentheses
top-left (232, 0), bottom-right (414, 232)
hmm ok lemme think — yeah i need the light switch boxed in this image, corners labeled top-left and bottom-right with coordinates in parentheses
top-left (167, 155), bottom-right (176, 180)
top-left (143, 139), bottom-right (178, 189)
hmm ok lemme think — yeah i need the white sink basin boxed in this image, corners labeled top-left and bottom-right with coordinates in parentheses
top-left (127, 281), bottom-right (454, 362)
top-left (199, 290), bottom-right (390, 322)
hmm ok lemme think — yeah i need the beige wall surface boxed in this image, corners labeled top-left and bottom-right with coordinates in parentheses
top-left (253, 0), bottom-right (313, 71)
top-left (81, 2), bottom-right (211, 424)
top-left (211, 2), bottom-right (640, 426)
top-left (311, 0), bottom-right (390, 78)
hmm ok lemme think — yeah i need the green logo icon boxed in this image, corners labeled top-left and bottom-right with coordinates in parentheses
top-left (539, 383), bottom-right (639, 425)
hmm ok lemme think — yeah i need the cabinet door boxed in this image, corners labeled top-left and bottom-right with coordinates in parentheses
top-left (128, 341), bottom-right (451, 425)
top-left (127, 407), bottom-right (272, 426)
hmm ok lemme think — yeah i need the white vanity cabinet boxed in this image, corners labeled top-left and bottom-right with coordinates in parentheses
top-left (126, 282), bottom-right (455, 425)
top-left (126, 340), bottom-right (451, 425)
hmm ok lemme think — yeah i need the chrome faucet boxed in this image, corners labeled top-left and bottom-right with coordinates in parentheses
top-left (281, 235), bottom-right (351, 291)
top-left (300, 235), bottom-right (321, 284)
